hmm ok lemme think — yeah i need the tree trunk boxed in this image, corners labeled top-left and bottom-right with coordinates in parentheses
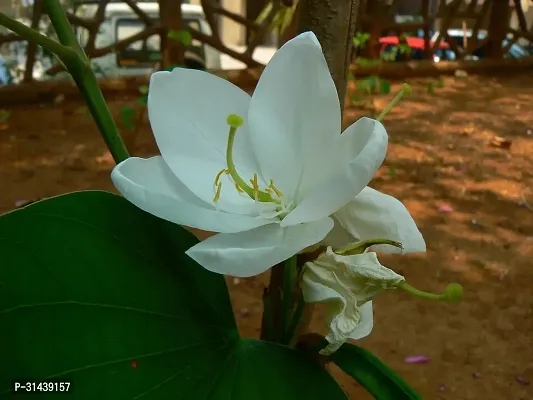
top-left (298, 0), bottom-right (360, 110)
top-left (487, 0), bottom-right (511, 59)
top-left (158, 0), bottom-right (185, 69)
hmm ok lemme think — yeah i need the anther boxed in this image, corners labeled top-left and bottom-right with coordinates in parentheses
top-left (214, 168), bottom-right (228, 187)
top-left (269, 179), bottom-right (284, 198)
top-left (213, 182), bottom-right (222, 203)
top-left (250, 173), bottom-right (259, 201)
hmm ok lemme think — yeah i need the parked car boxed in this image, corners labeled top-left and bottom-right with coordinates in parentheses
top-left (431, 29), bottom-right (529, 59)
top-left (379, 36), bottom-right (456, 62)
top-left (73, 1), bottom-right (222, 78)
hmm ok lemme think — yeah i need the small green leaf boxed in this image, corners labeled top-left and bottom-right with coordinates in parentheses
top-left (379, 79), bottom-right (391, 94)
top-left (330, 343), bottom-right (422, 400)
top-left (0, 109), bottom-right (10, 123)
top-left (427, 81), bottom-right (435, 94)
top-left (120, 106), bottom-right (135, 131)
top-left (138, 85), bottom-right (149, 95)
top-left (168, 29), bottom-right (192, 47)
top-left (437, 76), bottom-right (445, 88)
top-left (136, 96), bottom-right (148, 105)
top-left (0, 192), bottom-right (348, 399)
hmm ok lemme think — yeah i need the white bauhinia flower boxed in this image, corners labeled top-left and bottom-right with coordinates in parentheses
top-left (302, 244), bottom-right (464, 355)
top-left (302, 247), bottom-right (404, 355)
top-left (110, 30), bottom-right (420, 277)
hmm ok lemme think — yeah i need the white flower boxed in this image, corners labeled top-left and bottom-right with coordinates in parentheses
top-left (302, 247), bottom-right (404, 355)
top-left (324, 186), bottom-right (427, 254)
top-left (111, 31), bottom-right (392, 277)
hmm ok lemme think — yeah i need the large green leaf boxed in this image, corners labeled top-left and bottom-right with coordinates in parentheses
top-left (0, 191), bottom-right (347, 399)
top-left (330, 342), bottom-right (422, 400)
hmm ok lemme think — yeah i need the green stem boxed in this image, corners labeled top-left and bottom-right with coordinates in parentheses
top-left (397, 282), bottom-right (444, 301)
top-left (43, 0), bottom-right (130, 164)
top-left (0, 13), bottom-right (76, 62)
top-left (281, 255), bottom-right (297, 341)
top-left (282, 296), bottom-right (305, 345)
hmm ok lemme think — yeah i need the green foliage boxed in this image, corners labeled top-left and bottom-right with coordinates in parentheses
top-left (330, 343), bottom-right (422, 400)
top-left (348, 73), bottom-right (392, 108)
top-left (168, 29), bottom-right (192, 47)
top-left (255, 1), bottom-right (298, 37)
top-left (120, 106), bottom-right (136, 131)
top-left (137, 85), bottom-right (149, 105)
top-left (0, 109), bottom-right (10, 123)
top-left (138, 85), bottom-right (149, 96)
top-left (427, 81), bottom-right (435, 94)
top-left (353, 32), bottom-right (371, 48)
top-left (427, 76), bottom-right (445, 95)
top-left (0, 192), bottom-right (348, 399)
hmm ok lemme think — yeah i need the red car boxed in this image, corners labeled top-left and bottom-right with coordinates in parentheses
top-left (379, 36), bottom-right (456, 62)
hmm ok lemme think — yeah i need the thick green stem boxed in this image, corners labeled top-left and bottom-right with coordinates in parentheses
top-left (281, 255), bottom-right (297, 340)
top-left (43, 0), bottom-right (129, 164)
top-left (282, 296), bottom-right (305, 345)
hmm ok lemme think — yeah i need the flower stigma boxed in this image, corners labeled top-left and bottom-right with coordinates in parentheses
top-left (376, 83), bottom-right (412, 122)
top-left (212, 114), bottom-right (293, 220)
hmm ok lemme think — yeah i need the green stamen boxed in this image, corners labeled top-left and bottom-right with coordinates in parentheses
top-left (376, 83), bottom-right (412, 122)
top-left (225, 114), bottom-right (273, 202)
top-left (397, 281), bottom-right (463, 304)
top-left (336, 238), bottom-right (403, 256)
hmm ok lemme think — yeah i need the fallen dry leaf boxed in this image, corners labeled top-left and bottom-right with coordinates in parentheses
top-left (490, 136), bottom-right (512, 149)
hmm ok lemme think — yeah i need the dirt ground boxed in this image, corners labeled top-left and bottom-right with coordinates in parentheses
top-left (1, 73), bottom-right (533, 399)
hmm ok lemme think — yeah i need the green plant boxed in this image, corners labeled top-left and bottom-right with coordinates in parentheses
top-left (0, 4), bottom-right (461, 399)
top-left (0, 109), bottom-right (10, 123)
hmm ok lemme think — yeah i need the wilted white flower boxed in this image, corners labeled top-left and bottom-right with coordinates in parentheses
top-left (302, 246), bottom-right (404, 355)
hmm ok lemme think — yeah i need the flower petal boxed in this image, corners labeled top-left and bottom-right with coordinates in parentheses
top-left (186, 217), bottom-right (334, 277)
top-left (111, 156), bottom-right (272, 233)
top-left (302, 248), bottom-right (402, 355)
top-left (148, 68), bottom-right (262, 210)
top-left (281, 117), bottom-right (388, 227)
top-left (320, 303), bottom-right (374, 356)
top-left (248, 32), bottom-right (342, 198)
top-left (331, 186), bottom-right (426, 253)
top-left (347, 301), bottom-right (373, 340)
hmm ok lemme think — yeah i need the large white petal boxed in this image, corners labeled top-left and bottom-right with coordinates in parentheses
top-left (332, 186), bottom-right (426, 253)
top-left (281, 118), bottom-right (388, 227)
top-left (111, 156), bottom-right (272, 233)
top-left (248, 32), bottom-right (342, 199)
top-left (186, 217), bottom-right (334, 277)
top-left (148, 68), bottom-right (263, 211)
